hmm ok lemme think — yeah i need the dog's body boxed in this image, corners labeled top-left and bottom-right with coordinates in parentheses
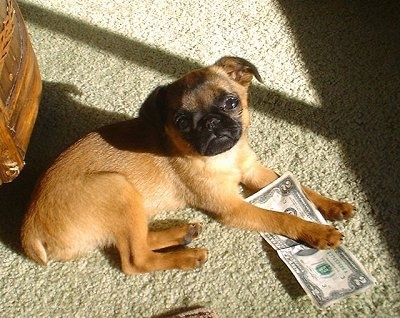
top-left (21, 57), bottom-right (354, 274)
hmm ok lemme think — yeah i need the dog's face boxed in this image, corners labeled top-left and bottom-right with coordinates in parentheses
top-left (165, 70), bottom-right (245, 156)
top-left (140, 57), bottom-right (262, 156)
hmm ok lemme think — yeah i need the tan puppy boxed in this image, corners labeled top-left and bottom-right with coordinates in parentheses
top-left (21, 57), bottom-right (354, 274)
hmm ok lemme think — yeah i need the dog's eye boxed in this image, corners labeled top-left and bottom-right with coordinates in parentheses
top-left (175, 115), bottom-right (191, 132)
top-left (223, 96), bottom-right (239, 111)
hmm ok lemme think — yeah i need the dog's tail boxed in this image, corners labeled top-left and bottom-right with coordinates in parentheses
top-left (21, 219), bottom-right (48, 266)
top-left (22, 238), bottom-right (48, 266)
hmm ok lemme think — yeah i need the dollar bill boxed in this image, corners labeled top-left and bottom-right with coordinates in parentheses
top-left (246, 172), bottom-right (375, 308)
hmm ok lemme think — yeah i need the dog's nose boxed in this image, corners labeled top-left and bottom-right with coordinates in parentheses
top-left (205, 117), bottom-right (221, 130)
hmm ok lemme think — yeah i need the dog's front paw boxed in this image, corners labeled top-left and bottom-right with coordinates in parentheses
top-left (301, 223), bottom-right (343, 249)
top-left (318, 200), bottom-right (355, 221)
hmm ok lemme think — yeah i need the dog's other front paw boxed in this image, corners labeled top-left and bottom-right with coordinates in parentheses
top-left (300, 223), bottom-right (343, 249)
top-left (318, 200), bottom-right (355, 221)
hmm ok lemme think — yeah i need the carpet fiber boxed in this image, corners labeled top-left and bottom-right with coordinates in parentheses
top-left (1, 0), bottom-right (399, 317)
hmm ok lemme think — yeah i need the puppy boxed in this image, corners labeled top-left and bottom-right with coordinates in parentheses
top-left (21, 57), bottom-right (354, 274)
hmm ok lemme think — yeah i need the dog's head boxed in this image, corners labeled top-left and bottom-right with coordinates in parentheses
top-left (140, 56), bottom-right (262, 156)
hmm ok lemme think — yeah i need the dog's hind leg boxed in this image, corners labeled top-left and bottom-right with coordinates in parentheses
top-left (147, 223), bottom-right (203, 250)
top-left (94, 174), bottom-right (207, 274)
top-left (118, 241), bottom-right (208, 275)
top-left (117, 223), bottom-right (208, 274)
top-left (116, 217), bottom-right (207, 274)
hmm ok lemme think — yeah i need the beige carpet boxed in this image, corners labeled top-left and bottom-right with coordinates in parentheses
top-left (1, 0), bottom-right (399, 317)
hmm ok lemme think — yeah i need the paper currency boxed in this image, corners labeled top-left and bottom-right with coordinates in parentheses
top-left (246, 172), bottom-right (375, 308)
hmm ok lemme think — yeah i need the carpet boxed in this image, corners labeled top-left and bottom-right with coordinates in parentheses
top-left (1, 0), bottom-right (399, 317)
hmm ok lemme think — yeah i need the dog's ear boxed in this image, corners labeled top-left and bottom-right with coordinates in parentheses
top-left (139, 86), bottom-right (167, 129)
top-left (215, 56), bottom-right (263, 87)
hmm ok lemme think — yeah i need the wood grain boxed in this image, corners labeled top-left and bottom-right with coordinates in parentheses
top-left (0, 0), bottom-right (42, 184)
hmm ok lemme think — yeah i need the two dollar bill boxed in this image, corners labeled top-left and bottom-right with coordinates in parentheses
top-left (246, 172), bottom-right (375, 308)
